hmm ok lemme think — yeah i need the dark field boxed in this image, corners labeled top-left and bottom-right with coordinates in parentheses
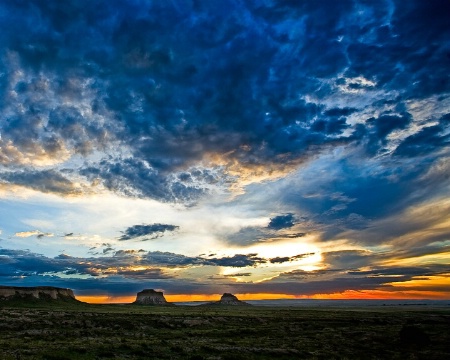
top-left (1, 303), bottom-right (449, 360)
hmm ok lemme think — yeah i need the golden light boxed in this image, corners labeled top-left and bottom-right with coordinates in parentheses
top-left (77, 295), bottom-right (136, 304)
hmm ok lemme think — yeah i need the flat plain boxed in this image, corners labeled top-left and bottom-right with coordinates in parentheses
top-left (1, 302), bottom-right (449, 360)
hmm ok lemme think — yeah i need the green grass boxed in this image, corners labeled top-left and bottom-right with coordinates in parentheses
top-left (0, 302), bottom-right (449, 359)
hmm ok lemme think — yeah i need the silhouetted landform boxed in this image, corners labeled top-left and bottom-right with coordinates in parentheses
top-left (202, 293), bottom-right (251, 306)
top-left (0, 286), bottom-right (80, 303)
top-left (133, 289), bottom-right (174, 305)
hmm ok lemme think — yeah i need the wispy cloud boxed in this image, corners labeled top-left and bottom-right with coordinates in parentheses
top-left (14, 230), bottom-right (54, 238)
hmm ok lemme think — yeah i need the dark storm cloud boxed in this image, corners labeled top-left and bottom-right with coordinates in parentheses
top-left (0, 248), bottom-right (87, 277)
top-left (208, 254), bottom-right (265, 268)
top-left (268, 213), bottom-right (296, 230)
top-left (80, 158), bottom-right (219, 203)
top-left (1, 0), bottom-right (447, 203)
top-left (0, 248), bottom-right (173, 279)
top-left (0, 169), bottom-right (81, 195)
top-left (119, 223), bottom-right (179, 241)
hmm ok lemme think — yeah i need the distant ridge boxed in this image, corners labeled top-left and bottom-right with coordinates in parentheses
top-left (133, 289), bottom-right (174, 306)
top-left (201, 293), bottom-right (251, 306)
top-left (0, 285), bottom-right (81, 303)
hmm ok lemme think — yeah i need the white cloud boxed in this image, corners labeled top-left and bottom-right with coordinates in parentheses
top-left (14, 230), bottom-right (54, 238)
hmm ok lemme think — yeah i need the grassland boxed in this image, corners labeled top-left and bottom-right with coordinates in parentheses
top-left (0, 302), bottom-right (449, 359)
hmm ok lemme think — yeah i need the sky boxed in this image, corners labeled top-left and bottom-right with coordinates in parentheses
top-left (0, 0), bottom-right (449, 303)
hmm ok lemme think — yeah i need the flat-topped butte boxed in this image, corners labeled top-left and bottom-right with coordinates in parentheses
top-left (202, 293), bottom-right (251, 306)
top-left (0, 286), bottom-right (78, 302)
top-left (133, 289), bottom-right (174, 305)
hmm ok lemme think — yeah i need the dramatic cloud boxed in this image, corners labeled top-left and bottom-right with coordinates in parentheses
top-left (0, 247), bottom-right (316, 283)
top-left (119, 223), bottom-right (179, 241)
top-left (0, 248), bottom-right (173, 279)
top-left (1, 245), bottom-right (448, 297)
top-left (0, 0), bottom-right (449, 300)
top-left (0, 0), bottom-right (447, 202)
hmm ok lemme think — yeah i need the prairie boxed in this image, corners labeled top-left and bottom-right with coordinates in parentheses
top-left (0, 302), bottom-right (449, 359)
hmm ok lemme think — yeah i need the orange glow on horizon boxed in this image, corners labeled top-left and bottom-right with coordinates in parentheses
top-left (76, 275), bottom-right (450, 304)
top-left (77, 289), bottom-right (449, 304)
top-left (166, 293), bottom-right (297, 302)
top-left (77, 295), bottom-right (136, 304)
top-left (77, 293), bottom-right (297, 304)
top-left (386, 274), bottom-right (450, 289)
